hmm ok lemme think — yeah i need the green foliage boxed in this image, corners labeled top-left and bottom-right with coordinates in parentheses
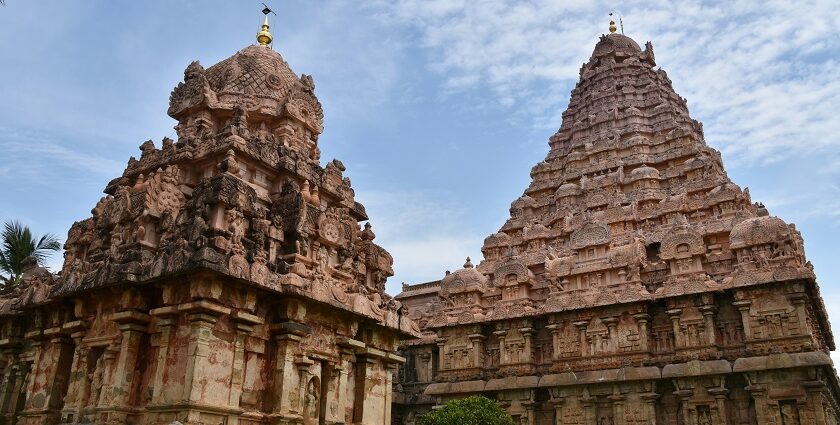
top-left (0, 220), bottom-right (61, 286)
top-left (418, 395), bottom-right (515, 425)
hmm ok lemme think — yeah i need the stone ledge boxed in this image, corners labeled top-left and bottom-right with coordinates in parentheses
top-left (177, 300), bottom-right (231, 316)
top-left (662, 359), bottom-right (731, 378)
top-left (540, 366), bottom-right (660, 387)
top-left (419, 352), bottom-right (834, 395)
top-left (231, 310), bottom-right (264, 325)
top-left (733, 351), bottom-right (832, 372)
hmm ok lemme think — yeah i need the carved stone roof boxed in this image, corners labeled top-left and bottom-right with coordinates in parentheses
top-left (440, 262), bottom-right (488, 295)
top-left (628, 164), bottom-right (660, 181)
top-left (729, 216), bottom-right (790, 249)
top-left (592, 33), bottom-right (642, 57)
top-left (205, 45), bottom-right (301, 101)
top-left (168, 45), bottom-right (324, 137)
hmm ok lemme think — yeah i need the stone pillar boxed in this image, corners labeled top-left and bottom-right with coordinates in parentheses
top-left (436, 337), bottom-right (448, 370)
top-left (384, 361), bottom-right (400, 425)
top-left (546, 324), bottom-right (561, 360)
top-left (295, 357), bottom-right (314, 419)
top-left (521, 328), bottom-right (534, 364)
top-left (700, 306), bottom-right (717, 346)
top-left (633, 314), bottom-right (650, 352)
top-left (334, 346), bottom-right (354, 424)
top-left (228, 310), bottom-right (263, 417)
top-left (745, 384), bottom-right (770, 425)
top-left (468, 333), bottom-right (486, 368)
top-left (708, 387), bottom-right (728, 425)
top-left (0, 339), bottom-right (22, 419)
top-left (522, 400), bottom-right (536, 425)
top-left (610, 393), bottom-right (626, 425)
top-left (416, 351), bottom-right (431, 382)
top-left (733, 301), bottom-right (753, 340)
top-left (641, 392), bottom-right (659, 425)
top-left (493, 331), bottom-right (507, 364)
top-left (149, 306), bottom-right (177, 404)
top-left (788, 294), bottom-right (810, 337)
top-left (100, 310), bottom-right (148, 422)
top-left (18, 326), bottom-right (74, 423)
top-left (1, 360), bottom-right (29, 425)
top-left (21, 330), bottom-right (44, 413)
top-left (352, 355), bottom-right (378, 425)
top-left (573, 321), bottom-right (588, 357)
top-left (182, 301), bottom-right (230, 401)
top-left (270, 320), bottom-right (311, 422)
top-left (95, 342), bottom-right (120, 409)
top-left (581, 394), bottom-right (595, 425)
top-left (667, 309), bottom-right (683, 349)
top-left (803, 380), bottom-right (830, 425)
top-left (0, 359), bottom-right (14, 419)
top-left (549, 397), bottom-right (563, 425)
top-left (603, 317), bottom-right (618, 352)
top-left (674, 388), bottom-right (693, 425)
top-left (59, 321), bottom-right (88, 422)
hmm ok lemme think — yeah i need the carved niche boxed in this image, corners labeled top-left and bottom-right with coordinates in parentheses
top-left (494, 258), bottom-right (532, 301)
top-left (660, 227), bottom-right (704, 276)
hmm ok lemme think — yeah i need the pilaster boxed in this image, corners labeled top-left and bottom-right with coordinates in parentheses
top-left (269, 320), bottom-right (310, 423)
top-left (228, 310), bottom-right (264, 421)
top-left (468, 333), bottom-right (486, 368)
top-left (98, 310), bottom-right (149, 424)
top-left (180, 300), bottom-right (231, 407)
top-left (700, 305), bottom-right (717, 346)
top-left (666, 309), bottom-right (683, 349)
top-left (633, 314), bottom-right (649, 352)
top-left (573, 321), bottom-right (588, 357)
top-left (149, 306), bottom-right (178, 404)
top-left (733, 301), bottom-right (753, 340)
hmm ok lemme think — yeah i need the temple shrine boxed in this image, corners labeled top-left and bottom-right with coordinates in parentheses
top-left (394, 20), bottom-right (840, 425)
top-left (0, 14), bottom-right (417, 425)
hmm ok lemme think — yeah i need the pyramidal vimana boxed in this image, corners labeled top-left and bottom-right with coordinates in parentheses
top-left (394, 22), bottom-right (840, 425)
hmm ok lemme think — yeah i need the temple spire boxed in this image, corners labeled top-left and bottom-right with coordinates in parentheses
top-left (257, 4), bottom-right (275, 47)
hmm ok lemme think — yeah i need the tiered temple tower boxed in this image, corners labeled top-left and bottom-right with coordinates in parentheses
top-left (0, 17), bottom-right (416, 425)
top-left (395, 25), bottom-right (840, 425)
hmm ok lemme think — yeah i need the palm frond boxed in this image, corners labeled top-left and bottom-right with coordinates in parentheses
top-left (0, 220), bottom-right (63, 282)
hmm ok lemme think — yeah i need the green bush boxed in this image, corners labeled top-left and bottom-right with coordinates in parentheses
top-left (418, 395), bottom-right (515, 425)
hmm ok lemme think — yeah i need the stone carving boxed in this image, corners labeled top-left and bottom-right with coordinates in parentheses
top-left (0, 24), bottom-right (417, 425)
top-left (394, 29), bottom-right (838, 424)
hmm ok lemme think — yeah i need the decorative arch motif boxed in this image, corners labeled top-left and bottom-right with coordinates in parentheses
top-left (571, 222), bottom-right (611, 248)
top-left (660, 230), bottom-right (704, 260)
top-left (494, 258), bottom-right (530, 284)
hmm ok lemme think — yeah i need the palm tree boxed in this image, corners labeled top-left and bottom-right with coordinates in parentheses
top-left (0, 221), bottom-right (61, 286)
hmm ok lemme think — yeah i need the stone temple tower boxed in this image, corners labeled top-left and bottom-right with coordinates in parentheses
top-left (395, 25), bottom-right (840, 424)
top-left (0, 16), bottom-right (417, 425)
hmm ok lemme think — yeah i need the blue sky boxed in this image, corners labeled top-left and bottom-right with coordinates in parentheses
top-left (1, 0), bottom-right (839, 347)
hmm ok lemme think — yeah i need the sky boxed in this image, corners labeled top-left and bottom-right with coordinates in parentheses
top-left (1, 1), bottom-right (839, 353)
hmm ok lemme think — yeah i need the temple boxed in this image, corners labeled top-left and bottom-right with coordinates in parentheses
top-left (394, 25), bottom-right (840, 425)
top-left (0, 16), bottom-right (417, 425)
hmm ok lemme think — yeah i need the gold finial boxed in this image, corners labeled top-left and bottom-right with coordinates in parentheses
top-left (609, 19), bottom-right (617, 33)
top-left (257, 15), bottom-right (273, 46)
top-left (257, 4), bottom-right (276, 47)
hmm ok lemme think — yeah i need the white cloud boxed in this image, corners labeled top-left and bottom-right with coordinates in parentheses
top-left (370, 0), bottom-right (840, 164)
top-left (355, 189), bottom-right (484, 293)
top-left (0, 129), bottom-right (124, 177)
